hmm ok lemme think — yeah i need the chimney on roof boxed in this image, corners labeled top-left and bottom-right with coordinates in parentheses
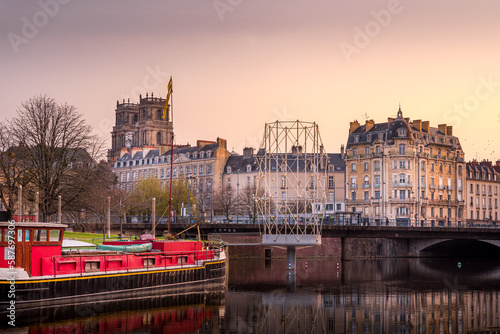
top-left (340, 144), bottom-right (345, 157)
top-left (387, 117), bottom-right (395, 126)
top-left (130, 147), bottom-right (142, 158)
top-left (349, 120), bottom-right (360, 133)
top-left (446, 126), bottom-right (453, 136)
top-left (216, 137), bottom-right (227, 150)
top-left (422, 121), bottom-right (430, 132)
top-left (438, 124), bottom-right (447, 135)
top-left (243, 147), bottom-right (254, 159)
top-left (481, 160), bottom-right (492, 167)
top-left (197, 140), bottom-right (215, 150)
top-left (413, 120), bottom-right (422, 131)
top-left (365, 119), bottom-right (375, 132)
top-left (120, 147), bottom-right (129, 158)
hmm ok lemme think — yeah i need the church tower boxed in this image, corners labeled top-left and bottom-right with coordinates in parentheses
top-left (107, 92), bottom-right (173, 163)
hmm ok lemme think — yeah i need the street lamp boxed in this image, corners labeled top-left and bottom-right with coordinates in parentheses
top-left (236, 170), bottom-right (240, 224)
top-left (186, 173), bottom-right (195, 222)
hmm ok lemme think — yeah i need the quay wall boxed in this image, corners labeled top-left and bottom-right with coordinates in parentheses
top-left (218, 233), bottom-right (414, 259)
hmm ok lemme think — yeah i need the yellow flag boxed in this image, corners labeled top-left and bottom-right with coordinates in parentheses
top-left (162, 77), bottom-right (173, 119)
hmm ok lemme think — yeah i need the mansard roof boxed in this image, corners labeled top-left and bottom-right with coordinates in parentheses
top-left (346, 108), bottom-right (462, 150)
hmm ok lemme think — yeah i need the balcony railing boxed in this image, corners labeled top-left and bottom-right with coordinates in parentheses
top-left (362, 183), bottom-right (370, 188)
top-left (392, 181), bottom-right (413, 187)
top-left (349, 184), bottom-right (358, 189)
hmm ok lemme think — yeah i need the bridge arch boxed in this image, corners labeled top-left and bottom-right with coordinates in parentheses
top-left (413, 239), bottom-right (500, 258)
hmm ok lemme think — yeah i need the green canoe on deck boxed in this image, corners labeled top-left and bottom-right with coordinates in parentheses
top-left (97, 243), bottom-right (153, 253)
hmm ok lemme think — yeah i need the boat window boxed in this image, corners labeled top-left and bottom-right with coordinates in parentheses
top-left (35, 229), bottom-right (47, 242)
top-left (178, 256), bottom-right (188, 265)
top-left (49, 230), bottom-right (61, 242)
top-left (17, 229), bottom-right (23, 242)
top-left (4, 229), bottom-right (13, 242)
top-left (143, 258), bottom-right (155, 267)
top-left (85, 261), bottom-right (100, 272)
top-left (25, 229), bottom-right (30, 241)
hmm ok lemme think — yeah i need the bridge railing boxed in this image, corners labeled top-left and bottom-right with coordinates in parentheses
top-left (321, 217), bottom-right (500, 229)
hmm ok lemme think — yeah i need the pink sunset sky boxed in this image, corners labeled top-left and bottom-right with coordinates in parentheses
top-left (1, 0), bottom-right (499, 160)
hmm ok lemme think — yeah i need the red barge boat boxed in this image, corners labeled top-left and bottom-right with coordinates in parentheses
top-left (0, 222), bottom-right (226, 308)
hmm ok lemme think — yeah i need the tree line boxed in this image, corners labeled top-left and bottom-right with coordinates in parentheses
top-left (0, 95), bottom-right (263, 229)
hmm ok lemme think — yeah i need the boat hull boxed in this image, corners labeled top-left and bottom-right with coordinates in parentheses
top-left (0, 258), bottom-right (225, 309)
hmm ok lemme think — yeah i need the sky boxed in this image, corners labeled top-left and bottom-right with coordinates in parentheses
top-left (1, 0), bottom-right (500, 161)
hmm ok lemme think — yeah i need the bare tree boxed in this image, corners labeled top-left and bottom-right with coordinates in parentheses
top-left (64, 161), bottom-right (121, 231)
top-left (8, 95), bottom-right (105, 220)
top-left (240, 185), bottom-right (264, 223)
top-left (213, 186), bottom-right (236, 220)
top-left (0, 125), bottom-right (32, 220)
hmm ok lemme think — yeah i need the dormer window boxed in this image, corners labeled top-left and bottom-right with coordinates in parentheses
top-left (367, 134), bottom-right (372, 142)
top-left (206, 151), bottom-right (211, 158)
top-left (354, 135), bottom-right (359, 143)
top-left (227, 166), bottom-right (232, 174)
top-left (246, 165), bottom-right (251, 172)
top-left (155, 157), bottom-right (159, 163)
top-left (200, 152), bottom-right (204, 158)
top-left (193, 152), bottom-right (197, 159)
top-left (378, 133), bottom-right (383, 140)
top-left (397, 128), bottom-right (407, 137)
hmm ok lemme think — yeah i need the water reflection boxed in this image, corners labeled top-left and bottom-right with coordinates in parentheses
top-left (6, 258), bottom-right (500, 333)
top-left (225, 258), bottom-right (500, 333)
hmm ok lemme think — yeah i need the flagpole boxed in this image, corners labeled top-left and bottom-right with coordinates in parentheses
top-left (167, 76), bottom-right (174, 235)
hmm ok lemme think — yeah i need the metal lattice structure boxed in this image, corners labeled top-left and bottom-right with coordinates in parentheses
top-left (256, 120), bottom-right (327, 246)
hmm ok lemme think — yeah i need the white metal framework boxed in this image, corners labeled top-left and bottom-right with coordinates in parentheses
top-left (256, 120), bottom-right (327, 246)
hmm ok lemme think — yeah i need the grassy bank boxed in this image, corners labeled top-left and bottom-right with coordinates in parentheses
top-left (63, 231), bottom-right (120, 245)
top-left (63, 231), bottom-right (166, 244)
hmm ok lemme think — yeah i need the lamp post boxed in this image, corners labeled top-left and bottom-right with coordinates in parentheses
top-left (186, 173), bottom-right (195, 222)
top-left (236, 171), bottom-right (240, 224)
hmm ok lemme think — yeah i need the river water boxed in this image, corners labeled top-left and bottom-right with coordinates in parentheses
top-left (3, 257), bottom-right (500, 333)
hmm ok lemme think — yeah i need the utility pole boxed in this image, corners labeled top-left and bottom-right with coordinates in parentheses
top-left (35, 191), bottom-right (39, 223)
top-left (58, 195), bottom-right (62, 224)
top-left (237, 172), bottom-right (240, 223)
top-left (18, 185), bottom-right (22, 222)
top-left (119, 200), bottom-right (123, 237)
top-left (152, 197), bottom-right (156, 237)
top-left (107, 196), bottom-right (111, 238)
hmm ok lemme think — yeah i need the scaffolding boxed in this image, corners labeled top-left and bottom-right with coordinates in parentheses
top-left (256, 120), bottom-right (327, 267)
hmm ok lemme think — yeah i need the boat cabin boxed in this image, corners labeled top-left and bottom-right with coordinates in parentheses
top-left (0, 222), bottom-right (66, 276)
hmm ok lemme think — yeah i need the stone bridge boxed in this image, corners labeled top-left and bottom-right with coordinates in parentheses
top-left (111, 222), bottom-right (500, 259)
